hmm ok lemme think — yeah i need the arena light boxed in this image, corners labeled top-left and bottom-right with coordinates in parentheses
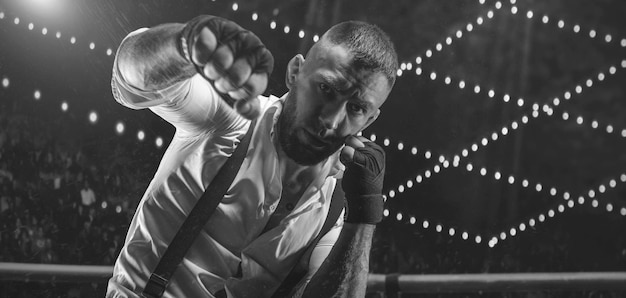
top-left (88, 111), bottom-right (98, 123)
top-left (2, 77), bottom-right (9, 88)
top-left (21, 0), bottom-right (66, 17)
top-left (155, 137), bottom-right (164, 148)
top-left (116, 122), bottom-right (125, 135)
top-left (61, 101), bottom-right (68, 112)
top-left (137, 130), bottom-right (145, 141)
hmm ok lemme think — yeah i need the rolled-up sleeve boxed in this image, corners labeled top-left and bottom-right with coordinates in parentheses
top-left (111, 28), bottom-right (242, 136)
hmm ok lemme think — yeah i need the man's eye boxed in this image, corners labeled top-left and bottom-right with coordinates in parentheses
top-left (347, 103), bottom-right (365, 114)
top-left (319, 83), bottom-right (332, 94)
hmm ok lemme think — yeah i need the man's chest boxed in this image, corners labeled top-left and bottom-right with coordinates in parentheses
top-left (260, 182), bottom-right (309, 234)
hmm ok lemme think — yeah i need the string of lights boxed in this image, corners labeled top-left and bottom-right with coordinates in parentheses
top-left (378, 61), bottom-right (626, 245)
top-left (0, 11), bottom-right (115, 57)
top-left (372, 1), bottom-right (626, 245)
top-left (399, 3), bottom-right (626, 111)
top-left (384, 170), bottom-right (626, 248)
top-left (2, 1), bottom-right (625, 248)
top-left (376, 0), bottom-right (626, 201)
top-left (229, 2), bottom-right (320, 43)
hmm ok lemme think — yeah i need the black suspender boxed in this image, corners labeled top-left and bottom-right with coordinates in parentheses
top-left (142, 120), bottom-right (256, 298)
top-left (270, 183), bottom-right (345, 298)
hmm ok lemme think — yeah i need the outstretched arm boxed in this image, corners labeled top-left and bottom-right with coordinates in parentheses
top-left (112, 15), bottom-right (273, 122)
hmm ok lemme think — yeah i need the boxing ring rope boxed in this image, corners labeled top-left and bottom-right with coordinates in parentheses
top-left (1, 263), bottom-right (625, 293)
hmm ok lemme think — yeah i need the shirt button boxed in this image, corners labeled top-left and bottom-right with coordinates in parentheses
top-left (286, 203), bottom-right (294, 211)
top-left (269, 205), bottom-right (276, 212)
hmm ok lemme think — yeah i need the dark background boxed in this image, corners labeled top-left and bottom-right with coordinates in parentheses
top-left (0, 0), bottom-right (625, 297)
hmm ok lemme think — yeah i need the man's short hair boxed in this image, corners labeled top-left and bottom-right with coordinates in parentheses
top-left (322, 21), bottom-right (399, 88)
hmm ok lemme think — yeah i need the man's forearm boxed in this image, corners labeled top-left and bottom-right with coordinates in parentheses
top-left (116, 23), bottom-right (196, 91)
top-left (300, 223), bottom-right (375, 298)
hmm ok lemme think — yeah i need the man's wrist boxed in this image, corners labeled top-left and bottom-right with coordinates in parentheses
top-left (345, 194), bottom-right (384, 225)
top-left (178, 15), bottom-right (214, 63)
top-left (178, 31), bottom-right (192, 63)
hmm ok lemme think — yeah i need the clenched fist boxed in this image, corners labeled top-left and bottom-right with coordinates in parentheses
top-left (340, 136), bottom-right (386, 225)
top-left (178, 15), bottom-right (274, 119)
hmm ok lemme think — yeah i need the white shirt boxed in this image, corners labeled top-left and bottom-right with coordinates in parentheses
top-left (107, 29), bottom-right (343, 298)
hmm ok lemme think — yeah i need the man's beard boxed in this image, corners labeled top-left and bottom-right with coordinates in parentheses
top-left (277, 96), bottom-right (344, 166)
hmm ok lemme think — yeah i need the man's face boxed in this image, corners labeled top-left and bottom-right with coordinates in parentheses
top-left (277, 42), bottom-right (392, 165)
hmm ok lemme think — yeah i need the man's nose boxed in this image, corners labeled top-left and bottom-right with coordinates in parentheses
top-left (318, 101), bottom-right (345, 137)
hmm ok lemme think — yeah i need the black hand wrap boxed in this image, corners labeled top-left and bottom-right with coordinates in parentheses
top-left (341, 141), bottom-right (386, 225)
top-left (178, 15), bottom-right (274, 104)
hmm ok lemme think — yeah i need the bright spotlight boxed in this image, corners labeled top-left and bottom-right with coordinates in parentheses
top-left (116, 122), bottom-right (125, 134)
top-left (89, 111), bottom-right (98, 123)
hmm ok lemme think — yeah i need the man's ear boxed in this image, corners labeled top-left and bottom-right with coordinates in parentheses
top-left (360, 109), bottom-right (380, 132)
top-left (285, 54), bottom-right (304, 89)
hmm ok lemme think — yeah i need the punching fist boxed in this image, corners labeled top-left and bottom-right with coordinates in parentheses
top-left (340, 136), bottom-right (386, 225)
top-left (179, 15), bottom-right (274, 119)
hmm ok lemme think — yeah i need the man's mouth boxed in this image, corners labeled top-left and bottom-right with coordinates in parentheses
top-left (300, 129), bottom-right (330, 150)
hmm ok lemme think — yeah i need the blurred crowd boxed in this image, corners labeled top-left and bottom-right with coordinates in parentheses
top-left (0, 109), bottom-right (624, 298)
top-left (0, 109), bottom-right (156, 297)
top-left (0, 111), bottom-right (141, 267)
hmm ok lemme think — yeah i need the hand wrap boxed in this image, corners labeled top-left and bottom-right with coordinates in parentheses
top-left (341, 141), bottom-right (386, 225)
top-left (178, 15), bottom-right (274, 106)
